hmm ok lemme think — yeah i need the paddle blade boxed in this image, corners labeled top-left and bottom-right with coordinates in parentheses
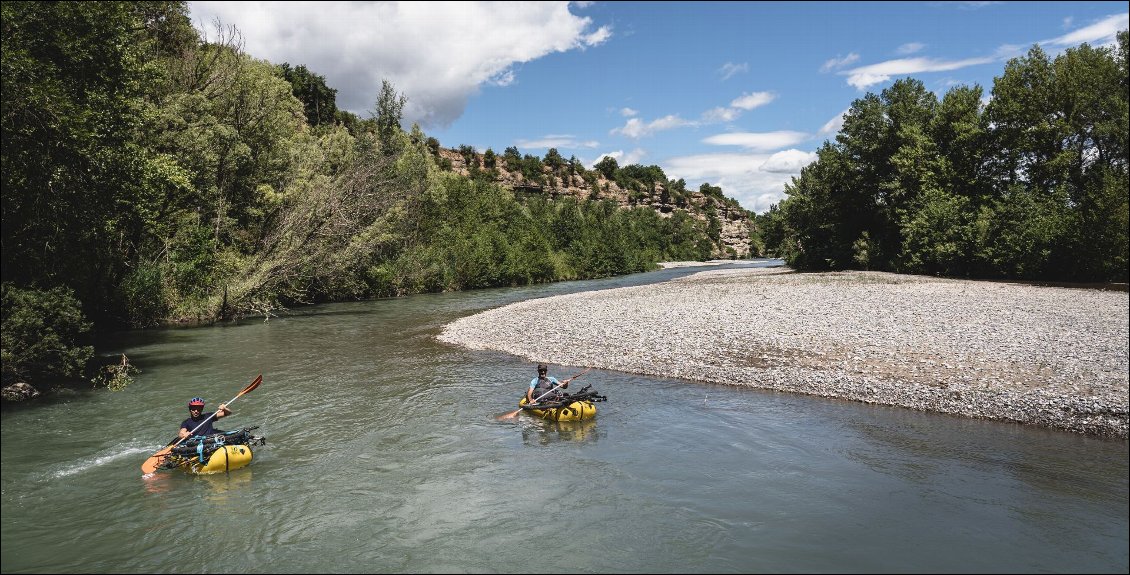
top-left (569, 367), bottom-right (593, 381)
top-left (240, 374), bottom-right (263, 397)
top-left (141, 446), bottom-right (173, 475)
top-left (494, 408), bottom-right (522, 421)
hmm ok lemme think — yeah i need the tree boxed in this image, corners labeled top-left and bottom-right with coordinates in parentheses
top-left (458, 144), bottom-right (479, 168)
top-left (374, 79), bottom-right (406, 156)
top-left (985, 38), bottom-right (1129, 281)
top-left (544, 147), bottom-right (565, 171)
top-left (929, 84), bottom-right (987, 202)
top-left (1, 283), bottom-right (94, 386)
top-left (1, 1), bottom-right (150, 323)
top-left (594, 155), bottom-right (619, 180)
top-left (278, 63), bottom-right (339, 126)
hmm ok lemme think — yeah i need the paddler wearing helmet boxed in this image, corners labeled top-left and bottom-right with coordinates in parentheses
top-left (178, 396), bottom-right (231, 439)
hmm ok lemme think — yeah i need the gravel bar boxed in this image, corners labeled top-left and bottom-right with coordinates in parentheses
top-left (438, 267), bottom-right (1129, 439)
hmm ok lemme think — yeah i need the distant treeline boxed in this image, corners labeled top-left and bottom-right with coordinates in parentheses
top-left (758, 34), bottom-right (1128, 282)
top-left (0, 1), bottom-right (731, 388)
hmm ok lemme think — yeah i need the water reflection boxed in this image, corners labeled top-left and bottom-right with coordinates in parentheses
top-left (520, 418), bottom-right (599, 445)
top-left (140, 471), bottom-right (176, 495)
top-left (199, 468), bottom-right (254, 502)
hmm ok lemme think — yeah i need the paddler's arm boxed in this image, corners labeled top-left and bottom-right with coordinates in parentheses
top-left (214, 403), bottom-right (232, 419)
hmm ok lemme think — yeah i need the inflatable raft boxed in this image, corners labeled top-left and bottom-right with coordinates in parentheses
top-left (158, 427), bottom-right (266, 475)
top-left (518, 385), bottom-right (606, 422)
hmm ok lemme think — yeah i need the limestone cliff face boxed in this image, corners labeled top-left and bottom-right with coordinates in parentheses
top-left (437, 148), bottom-right (756, 258)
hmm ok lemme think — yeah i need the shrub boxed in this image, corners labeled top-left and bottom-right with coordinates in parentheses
top-left (1, 283), bottom-right (94, 385)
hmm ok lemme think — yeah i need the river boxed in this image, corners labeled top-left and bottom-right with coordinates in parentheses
top-left (1, 261), bottom-right (1126, 573)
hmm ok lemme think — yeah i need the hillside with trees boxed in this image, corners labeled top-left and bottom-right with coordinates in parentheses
top-left (0, 1), bottom-right (754, 394)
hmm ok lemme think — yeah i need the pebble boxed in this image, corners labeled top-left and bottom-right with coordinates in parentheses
top-left (438, 268), bottom-right (1129, 439)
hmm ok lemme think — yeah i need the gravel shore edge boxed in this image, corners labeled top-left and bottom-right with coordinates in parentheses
top-left (438, 267), bottom-right (1129, 439)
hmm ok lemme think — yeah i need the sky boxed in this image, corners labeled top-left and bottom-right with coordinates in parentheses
top-left (187, 1), bottom-right (1128, 213)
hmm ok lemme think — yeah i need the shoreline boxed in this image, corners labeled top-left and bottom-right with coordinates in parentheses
top-left (438, 267), bottom-right (1129, 439)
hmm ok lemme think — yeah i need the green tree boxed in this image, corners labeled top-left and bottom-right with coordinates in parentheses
top-left (594, 155), bottom-right (619, 180)
top-left (458, 144), bottom-right (479, 168)
top-left (278, 63), bottom-right (339, 126)
top-left (374, 79), bottom-right (406, 156)
top-left (1, 1), bottom-right (152, 324)
top-left (544, 147), bottom-right (565, 171)
top-left (1, 283), bottom-right (94, 386)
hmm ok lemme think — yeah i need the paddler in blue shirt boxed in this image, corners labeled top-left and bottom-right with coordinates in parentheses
top-left (526, 364), bottom-right (576, 405)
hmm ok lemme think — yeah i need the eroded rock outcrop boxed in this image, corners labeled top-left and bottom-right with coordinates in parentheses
top-left (437, 147), bottom-right (755, 258)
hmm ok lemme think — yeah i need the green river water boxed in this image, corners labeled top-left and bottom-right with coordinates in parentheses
top-left (1, 262), bottom-right (1126, 573)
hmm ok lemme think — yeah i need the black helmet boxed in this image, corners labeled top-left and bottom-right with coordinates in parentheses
top-left (537, 363), bottom-right (548, 373)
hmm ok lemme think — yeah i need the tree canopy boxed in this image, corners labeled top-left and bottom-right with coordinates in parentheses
top-left (764, 33), bottom-right (1128, 283)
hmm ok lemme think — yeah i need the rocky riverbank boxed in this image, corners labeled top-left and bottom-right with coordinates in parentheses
top-left (438, 267), bottom-right (1129, 439)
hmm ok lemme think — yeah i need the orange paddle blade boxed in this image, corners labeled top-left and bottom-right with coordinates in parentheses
top-left (241, 374), bottom-right (263, 396)
top-left (495, 408), bottom-right (522, 421)
top-left (141, 445), bottom-right (173, 475)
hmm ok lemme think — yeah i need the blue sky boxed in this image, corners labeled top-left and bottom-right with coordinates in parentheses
top-left (187, 1), bottom-right (1128, 213)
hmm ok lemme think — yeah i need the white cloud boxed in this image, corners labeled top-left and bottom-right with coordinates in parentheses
top-left (730, 91), bottom-right (776, 110)
top-left (760, 149), bottom-right (818, 173)
top-left (591, 148), bottom-right (647, 168)
top-left (610, 115), bottom-right (695, 139)
top-left (188, 1), bottom-right (611, 128)
top-left (819, 108), bottom-right (849, 136)
top-left (820, 53), bottom-right (860, 73)
top-left (956, 2), bottom-right (1001, 9)
top-left (664, 152), bottom-right (800, 213)
top-left (701, 107), bottom-right (741, 123)
top-left (842, 56), bottom-right (995, 90)
top-left (664, 145), bottom-right (818, 213)
top-left (718, 62), bottom-right (749, 80)
top-left (840, 12), bottom-right (1128, 91)
top-left (698, 91), bottom-right (776, 124)
top-left (516, 135), bottom-right (599, 150)
top-left (701, 131), bottom-right (809, 152)
top-left (1043, 13), bottom-right (1128, 48)
top-left (896, 42), bottom-right (926, 55)
top-left (620, 107), bottom-right (639, 117)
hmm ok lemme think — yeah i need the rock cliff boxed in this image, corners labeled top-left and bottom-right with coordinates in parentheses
top-left (436, 147), bottom-right (756, 258)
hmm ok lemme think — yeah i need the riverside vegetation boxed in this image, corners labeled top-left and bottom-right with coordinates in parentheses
top-left (2, 2), bottom-right (1126, 402)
